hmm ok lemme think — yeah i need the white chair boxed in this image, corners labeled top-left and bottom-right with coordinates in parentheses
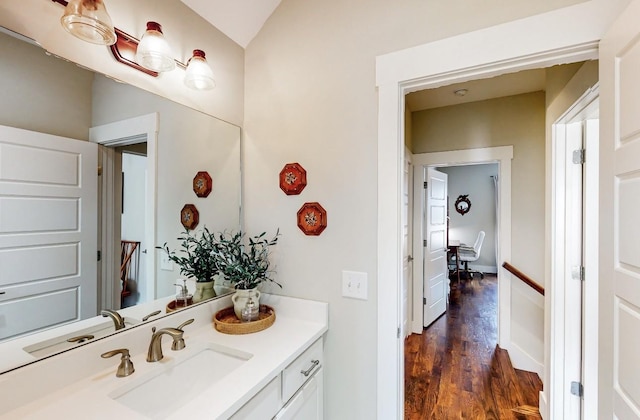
top-left (457, 231), bottom-right (485, 279)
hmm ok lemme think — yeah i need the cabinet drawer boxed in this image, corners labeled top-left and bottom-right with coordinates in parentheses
top-left (282, 338), bottom-right (323, 403)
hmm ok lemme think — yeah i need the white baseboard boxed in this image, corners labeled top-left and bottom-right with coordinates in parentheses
top-left (507, 341), bottom-right (544, 378)
top-left (539, 390), bottom-right (548, 420)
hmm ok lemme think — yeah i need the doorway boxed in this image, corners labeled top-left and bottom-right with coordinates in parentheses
top-left (90, 113), bottom-right (158, 311)
top-left (119, 148), bottom-right (148, 308)
top-left (410, 148), bottom-right (512, 336)
top-left (375, 5), bottom-right (609, 417)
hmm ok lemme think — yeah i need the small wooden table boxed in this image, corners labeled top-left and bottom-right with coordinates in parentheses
top-left (448, 240), bottom-right (461, 286)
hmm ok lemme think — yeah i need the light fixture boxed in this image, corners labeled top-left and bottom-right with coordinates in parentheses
top-left (184, 50), bottom-right (216, 90)
top-left (60, 0), bottom-right (117, 45)
top-left (135, 21), bottom-right (175, 73)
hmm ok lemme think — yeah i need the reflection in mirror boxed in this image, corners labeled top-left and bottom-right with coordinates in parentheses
top-left (0, 27), bottom-right (241, 373)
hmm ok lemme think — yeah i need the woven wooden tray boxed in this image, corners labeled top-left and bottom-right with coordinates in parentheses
top-left (213, 305), bottom-right (276, 335)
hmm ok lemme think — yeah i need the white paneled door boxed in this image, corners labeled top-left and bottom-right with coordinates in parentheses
top-left (0, 125), bottom-right (97, 341)
top-left (601, 1), bottom-right (640, 418)
top-left (423, 167), bottom-right (448, 327)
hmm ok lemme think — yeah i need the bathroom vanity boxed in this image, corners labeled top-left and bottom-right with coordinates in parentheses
top-left (0, 295), bottom-right (328, 419)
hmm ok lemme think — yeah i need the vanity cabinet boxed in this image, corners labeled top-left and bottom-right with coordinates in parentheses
top-left (230, 337), bottom-right (324, 420)
top-left (274, 366), bottom-right (323, 420)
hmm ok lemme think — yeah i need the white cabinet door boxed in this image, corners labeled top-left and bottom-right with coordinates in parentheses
top-left (0, 125), bottom-right (97, 340)
top-left (274, 367), bottom-right (323, 420)
top-left (229, 376), bottom-right (281, 420)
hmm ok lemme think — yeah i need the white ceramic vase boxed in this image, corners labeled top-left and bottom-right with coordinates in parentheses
top-left (193, 280), bottom-right (216, 303)
top-left (232, 288), bottom-right (261, 319)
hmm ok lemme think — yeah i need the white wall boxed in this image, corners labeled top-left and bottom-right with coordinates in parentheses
top-left (0, 31), bottom-right (92, 140)
top-left (0, 0), bottom-right (244, 126)
top-left (91, 75), bottom-right (242, 299)
top-left (439, 164), bottom-right (498, 272)
top-left (244, 1), bottom-right (584, 418)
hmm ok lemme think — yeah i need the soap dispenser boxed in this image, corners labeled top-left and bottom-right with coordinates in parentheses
top-left (241, 297), bottom-right (259, 322)
top-left (174, 279), bottom-right (193, 308)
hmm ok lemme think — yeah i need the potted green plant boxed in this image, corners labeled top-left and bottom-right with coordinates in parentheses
top-left (211, 229), bottom-right (281, 318)
top-left (157, 227), bottom-right (219, 303)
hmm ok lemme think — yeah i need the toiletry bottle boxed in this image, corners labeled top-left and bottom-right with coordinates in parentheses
top-left (241, 297), bottom-right (259, 322)
top-left (174, 279), bottom-right (193, 307)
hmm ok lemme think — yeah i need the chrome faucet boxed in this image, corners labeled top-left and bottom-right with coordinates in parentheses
top-left (101, 309), bottom-right (126, 331)
top-left (146, 327), bottom-right (184, 362)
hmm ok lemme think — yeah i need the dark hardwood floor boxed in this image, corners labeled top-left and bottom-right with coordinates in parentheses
top-left (405, 275), bottom-right (542, 419)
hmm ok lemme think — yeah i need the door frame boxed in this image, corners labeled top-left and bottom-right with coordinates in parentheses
top-left (90, 113), bottom-right (158, 309)
top-left (550, 86), bottom-right (599, 419)
top-left (411, 147), bottom-right (512, 335)
top-left (375, 1), bottom-right (623, 418)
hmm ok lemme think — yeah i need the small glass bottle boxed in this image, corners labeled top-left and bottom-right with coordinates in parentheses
top-left (241, 297), bottom-right (259, 322)
top-left (174, 279), bottom-right (193, 308)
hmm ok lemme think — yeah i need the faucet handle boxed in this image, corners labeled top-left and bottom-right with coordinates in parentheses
top-left (171, 319), bottom-right (194, 351)
top-left (177, 318), bottom-right (194, 330)
top-left (101, 348), bottom-right (135, 377)
top-left (142, 310), bottom-right (161, 322)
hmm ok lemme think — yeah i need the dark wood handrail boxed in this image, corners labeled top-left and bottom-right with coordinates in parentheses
top-left (502, 262), bottom-right (544, 296)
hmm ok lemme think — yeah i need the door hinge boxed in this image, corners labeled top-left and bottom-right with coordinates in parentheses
top-left (423, 181), bottom-right (428, 189)
top-left (423, 239), bottom-right (427, 247)
top-left (397, 327), bottom-right (401, 338)
top-left (97, 165), bottom-right (103, 176)
top-left (572, 149), bottom-right (585, 164)
top-left (423, 297), bottom-right (426, 305)
top-left (572, 266), bottom-right (585, 281)
top-left (97, 250), bottom-right (102, 262)
top-left (570, 381), bottom-right (584, 397)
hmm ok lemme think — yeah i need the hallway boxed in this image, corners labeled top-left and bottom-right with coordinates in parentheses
top-left (404, 275), bottom-right (542, 419)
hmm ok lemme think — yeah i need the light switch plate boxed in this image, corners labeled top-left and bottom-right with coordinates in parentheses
top-left (160, 253), bottom-right (173, 271)
top-left (342, 270), bottom-right (368, 300)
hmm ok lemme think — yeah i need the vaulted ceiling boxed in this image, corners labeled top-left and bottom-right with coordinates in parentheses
top-left (180, 0), bottom-right (282, 48)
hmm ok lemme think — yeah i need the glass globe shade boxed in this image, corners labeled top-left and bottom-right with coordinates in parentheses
top-left (184, 50), bottom-right (216, 90)
top-left (61, 0), bottom-right (116, 45)
top-left (135, 22), bottom-right (175, 73)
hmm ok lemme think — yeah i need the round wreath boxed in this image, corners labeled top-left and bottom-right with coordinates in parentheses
top-left (454, 194), bottom-right (471, 215)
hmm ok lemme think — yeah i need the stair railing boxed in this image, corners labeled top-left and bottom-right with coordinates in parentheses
top-left (502, 262), bottom-right (544, 296)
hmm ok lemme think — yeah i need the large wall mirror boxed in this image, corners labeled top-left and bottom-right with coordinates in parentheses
top-left (0, 27), bottom-right (242, 373)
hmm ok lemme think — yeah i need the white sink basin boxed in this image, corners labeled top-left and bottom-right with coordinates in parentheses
top-left (110, 343), bottom-right (252, 418)
top-left (22, 319), bottom-right (141, 358)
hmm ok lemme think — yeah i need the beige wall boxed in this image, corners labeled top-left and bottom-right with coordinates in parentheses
top-left (244, 1), bottom-right (583, 417)
top-left (0, 31), bottom-right (93, 140)
top-left (412, 92), bottom-right (546, 281)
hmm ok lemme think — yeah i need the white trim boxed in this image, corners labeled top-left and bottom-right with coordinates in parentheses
top-left (90, 113), bottom-right (159, 306)
top-left (411, 146), bottom-right (512, 340)
top-left (375, 1), bottom-right (622, 417)
top-left (550, 87), bottom-right (599, 420)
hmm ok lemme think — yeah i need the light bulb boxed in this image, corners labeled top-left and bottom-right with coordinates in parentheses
top-left (184, 49), bottom-right (216, 90)
top-left (135, 21), bottom-right (175, 73)
top-left (61, 0), bottom-right (116, 45)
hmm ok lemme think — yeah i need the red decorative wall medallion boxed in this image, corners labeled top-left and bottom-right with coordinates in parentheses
top-left (193, 171), bottom-right (213, 197)
top-left (297, 202), bottom-right (327, 236)
top-left (180, 204), bottom-right (199, 230)
top-left (279, 163), bottom-right (307, 195)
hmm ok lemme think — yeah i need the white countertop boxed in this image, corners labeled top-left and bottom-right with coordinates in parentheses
top-left (0, 294), bottom-right (328, 419)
